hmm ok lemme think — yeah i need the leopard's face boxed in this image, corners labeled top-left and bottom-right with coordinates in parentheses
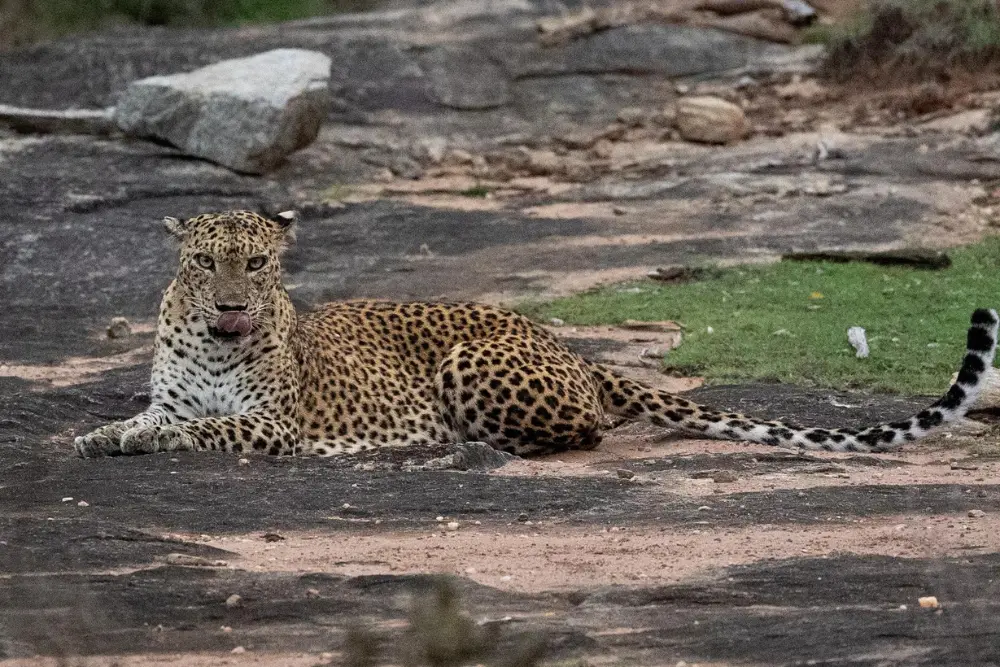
top-left (164, 210), bottom-right (295, 341)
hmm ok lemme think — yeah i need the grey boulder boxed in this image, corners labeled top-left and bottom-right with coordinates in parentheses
top-left (114, 48), bottom-right (331, 174)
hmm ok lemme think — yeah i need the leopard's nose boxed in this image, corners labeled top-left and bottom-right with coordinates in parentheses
top-left (215, 302), bottom-right (248, 312)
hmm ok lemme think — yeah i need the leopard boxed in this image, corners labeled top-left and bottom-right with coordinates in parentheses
top-left (74, 209), bottom-right (999, 459)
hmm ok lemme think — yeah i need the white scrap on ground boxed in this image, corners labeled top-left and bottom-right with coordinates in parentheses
top-left (847, 326), bottom-right (869, 358)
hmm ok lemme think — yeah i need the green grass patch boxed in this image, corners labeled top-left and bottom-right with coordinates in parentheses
top-left (820, 0), bottom-right (1000, 78)
top-left (521, 239), bottom-right (1000, 396)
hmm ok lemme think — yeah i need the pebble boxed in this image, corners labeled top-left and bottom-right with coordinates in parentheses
top-left (918, 596), bottom-right (939, 609)
top-left (231, 646), bottom-right (246, 654)
top-left (517, 512), bottom-right (529, 522)
top-left (77, 501), bottom-right (89, 507)
top-left (446, 521), bottom-right (460, 531)
top-left (305, 588), bottom-right (321, 598)
top-left (549, 317), bottom-right (565, 326)
top-left (106, 316), bottom-right (132, 339)
top-left (616, 468), bottom-right (635, 480)
top-left (225, 594), bottom-right (243, 608)
top-left (61, 497), bottom-right (73, 503)
top-left (436, 516), bottom-right (445, 522)
top-left (696, 506), bottom-right (711, 512)
top-left (262, 532), bottom-right (285, 542)
top-left (221, 626), bottom-right (232, 632)
top-left (237, 458), bottom-right (250, 466)
top-left (968, 509), bottom-right (986, 518)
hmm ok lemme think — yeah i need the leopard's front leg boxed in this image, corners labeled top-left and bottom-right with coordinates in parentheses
top-left (119, 411), bottom-right (301, 456)
top-left (74, 405), bottom-right (177, 458)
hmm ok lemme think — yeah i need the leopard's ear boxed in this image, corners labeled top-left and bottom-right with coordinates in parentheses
top-left (272, 210), bottom-right (297, 246)
top-left (163, 216), bottom-right (188, 239)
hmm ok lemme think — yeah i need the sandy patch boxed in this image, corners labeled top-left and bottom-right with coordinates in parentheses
top-left (0, 345), bottom-right (153, 388)
top-left (196, 511), bottom-right (1000, 595)
top-left (398, 193), bottom-right (505, 211)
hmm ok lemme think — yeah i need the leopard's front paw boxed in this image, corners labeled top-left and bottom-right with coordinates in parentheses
top-left (120, 425), bottom-right (196, 455)
top-left (74, 422), bottom-right (129, 458)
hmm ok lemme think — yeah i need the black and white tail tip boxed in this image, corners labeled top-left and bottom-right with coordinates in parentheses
top-left (793, 307), bottom-right (999, 452)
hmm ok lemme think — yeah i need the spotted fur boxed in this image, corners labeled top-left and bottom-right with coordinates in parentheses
top-left (74, 210), bottom-right (999, 458)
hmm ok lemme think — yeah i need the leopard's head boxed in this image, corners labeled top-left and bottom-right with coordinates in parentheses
top-left (164, 210), bottom-right (295, 341)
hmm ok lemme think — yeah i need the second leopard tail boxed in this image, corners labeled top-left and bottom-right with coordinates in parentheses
top-left (590, 308), bottom-right (999, 453)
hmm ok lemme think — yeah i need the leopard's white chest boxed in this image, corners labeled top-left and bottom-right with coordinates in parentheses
top-left (152, 340), bottom-right (263, 419)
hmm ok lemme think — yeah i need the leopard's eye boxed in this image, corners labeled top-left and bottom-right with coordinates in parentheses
top-left (194, 254), bottom-right (215, 270)
top-left (247, 256), bottom-right (267, 271)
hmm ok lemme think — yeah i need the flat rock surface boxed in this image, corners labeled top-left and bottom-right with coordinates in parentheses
top-left (1, 1), bottom-right (1000, 665)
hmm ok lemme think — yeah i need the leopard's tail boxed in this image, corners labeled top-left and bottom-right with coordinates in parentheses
top-left (590, 308), bottom-right (999, 453)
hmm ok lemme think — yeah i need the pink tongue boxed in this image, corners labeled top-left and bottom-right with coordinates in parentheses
top-left (216, 311), bottom-right (252, 336)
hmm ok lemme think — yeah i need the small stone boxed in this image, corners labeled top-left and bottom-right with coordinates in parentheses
top-left (968, 509), bottom-right (986, 518)
top-left (712, 471), bottom-right (738, 483)
top-left (465, 567), bottom-right (477, 574)
top-left (524, 149), bottom-right (561, 175)
top-left (305, 588), bottom-right (321, 598)
top-left (500, 575), bottom-right (512, 582)
top-left (221, 625), bottom-right (232, 632)
top-left (106, 316), bottom-right (132, 339)
top-left (446, 521), bottom-right (460, 531)
top-left (549, 317), bottom-right (565, 326)
top-left (61, 497), bottom-right (73, 503)
top-left (225, 594), bottom-right (243, 609)
top-left (436, 516), bottom-right (445, 522)
top-left (262, 532), bottom-right (284, 542)
top-left (77, 500), bottom-right (89, 507)
top-left (675, 96), bottom-right (749, 144)
top-left (950, 460), bottom-right (979, 470)
top-left (231, 646), bottom-right (246, 654)
top-left (517, 512), bottom-right (529, 522)
top-left (237, 458), bottom-right (250, 466)
top-left (697, 505), bottom-right (711, 511)
top-left (616, 468), bottom-right (636, 480)
top-left (918, 596), bottom-right (939, 609)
